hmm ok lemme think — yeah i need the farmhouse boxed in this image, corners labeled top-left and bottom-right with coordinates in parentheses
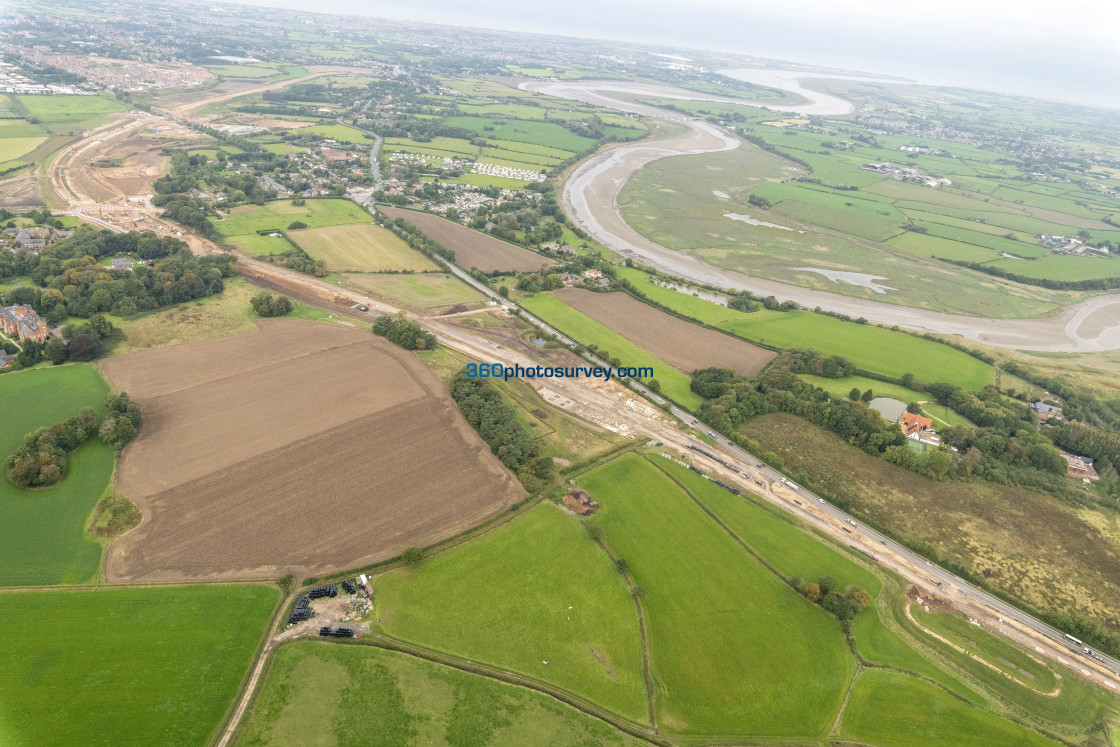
top-left (0, 305), bottom-right (49, 343)
top-left (559, 272), bottom-right (582, 286)
top-left (1060, 450), bottom-right (1099, 482)
top-left (583, 268), bottom-right (604, 280)
top-left (14, 229), bottom-right (45, 250)
top-left (111, 257), bottom-right (135, 271)
top-left (898, 411), bottom-right (941, 447)
top-left (1030, 401), bottom-right (1063, 422)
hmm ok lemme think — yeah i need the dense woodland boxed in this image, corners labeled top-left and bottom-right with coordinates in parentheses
top-left (0, 226), bottom-right (232, 316)
top-left (449, 369), bottom-right (538, 472)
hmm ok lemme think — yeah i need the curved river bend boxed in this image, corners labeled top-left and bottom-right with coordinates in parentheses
top-left (521, 78), bottom-right (1120, 353)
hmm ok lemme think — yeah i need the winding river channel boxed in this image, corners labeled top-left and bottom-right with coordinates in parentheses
top-left (521, 77), bottom-right (1120, 353)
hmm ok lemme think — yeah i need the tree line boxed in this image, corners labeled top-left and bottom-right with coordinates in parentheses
top-left (449, 369), bottom-right (539, 472)
top-left (6, 393), bottom-right (140, 488)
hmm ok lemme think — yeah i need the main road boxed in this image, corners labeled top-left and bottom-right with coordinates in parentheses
top-left (523, 77), bottom-right (1120, 353)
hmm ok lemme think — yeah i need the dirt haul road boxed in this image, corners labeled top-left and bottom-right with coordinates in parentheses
top-left (524, 79), bottom-right (1120, 353)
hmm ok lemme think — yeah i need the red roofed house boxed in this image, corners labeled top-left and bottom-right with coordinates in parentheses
top-left (898, 412), bottom-right (933, 437)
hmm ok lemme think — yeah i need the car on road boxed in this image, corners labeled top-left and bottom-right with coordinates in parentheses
top-left (880, 540), bottom-right (887, 545)
top-left (755, 463), bottom-right (763, 468)
top-left (819, 499), bottom-right (825, 504)
top-left (925, 561), bottom-right (933, 567)
top-left (780, 477), bottom-right (786, 484)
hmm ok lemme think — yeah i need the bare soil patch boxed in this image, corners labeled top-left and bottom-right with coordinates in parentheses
top-left (554, 288), bottom-right (776, 377)
top-left (101, 318), bottom-right (523, 582)
top-left (562, 489), bottom-right (599, 516)
top-left (378, 206), bottom-right (552, 273)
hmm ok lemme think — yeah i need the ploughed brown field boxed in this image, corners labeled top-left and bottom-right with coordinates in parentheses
top-left (554, 288), bottom-right (776, 377)
top-left (378, 206), bottom-right (552, 273)
top-left (100, 318), bottom-right (523, 582)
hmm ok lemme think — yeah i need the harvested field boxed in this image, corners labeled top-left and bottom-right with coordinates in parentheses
top-left (294, 223), bottom-right (438, 272)
top-left (100, 318), bottom-right (523, 582)
top-left (555, 288), bottom-right (776, 377)
top-left (378, 206), bottom-right (551, 273)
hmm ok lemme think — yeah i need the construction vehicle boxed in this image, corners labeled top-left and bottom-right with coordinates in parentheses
top-left (254, 273), bottom-right (265, 279)
top-left (331, 294), bottom-right (353, 304)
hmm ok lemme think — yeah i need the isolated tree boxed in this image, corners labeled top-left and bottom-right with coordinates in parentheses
top-left (850, 587), bottom-right (872, 609)
top-left (401, 547), bottom-right (424, 565)
top-left (647, 379), bottom-right (661, 393)
top-left (287, 220), bottom-right (308, 230)
top-left (861, 389), bottom-right (874, 402)
top-left (849, 387), bottom-right (861, 400)
top-left (497, 285), bottom-right (509, 298)
top-left (907, 401), bottom-right (923, 414)
top-left (68, 333), bottom-right (100, 362)
top-left (805, 583), bottom-right (821, 602)
top-left (45, 338), bottom-right (69, 365)
top-left (818, 575), bottom-right (839, 596)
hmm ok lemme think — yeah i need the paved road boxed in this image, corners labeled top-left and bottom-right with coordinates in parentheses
top-left (666, 405), bottom-right (1120, 688)
top-left (336, 118), bottom-right (382, 191)
top-left (442, 254), bottom-right (1120, 688)
top-left (527, 79), bottom-right (1120, 353)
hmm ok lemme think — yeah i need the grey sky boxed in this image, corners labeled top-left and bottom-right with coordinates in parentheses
top-left (236, 0), bottom-right (1120, 107)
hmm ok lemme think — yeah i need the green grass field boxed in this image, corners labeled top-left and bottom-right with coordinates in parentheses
top-left (0, 135), bottom-right (46, 164)
top-left (442, 116), bottom-right (596, 153)
top-left (237, 641), bottom-right (646, 746)
top-left (372, 504), bottom-right (649, 723)
top-left (519, 293), bottom-right (702, 408)
top-left (663, 458), bottom-right (880, 594)
top-left (0, 365), bottom-right (112, 586)
top-left (293, 223), bottom-right (438, 272)
top-left (797, 374), bottom-right (976, 427)
top-left (343, 272), bottom-right (482, 309)
top-left (17, 95), bottom-right (126, 133)
top-left (0, 585), bottom-right (278, 746)
top-left (216, 198), bottom-right (371, 236)
top-left (583, 454), bottom-right (852, 738)
top-left (838, 670), bottom-right (1058, 747)
top-left (615, 267), bottom-right (993, 391)
top-left (226, 232), bottom-right (294, 256)
top-left (290, 123), bottom-right (376, 143)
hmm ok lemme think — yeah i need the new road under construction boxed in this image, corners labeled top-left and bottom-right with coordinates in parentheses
top-left (45, 76), bottom-right (1120, 697)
